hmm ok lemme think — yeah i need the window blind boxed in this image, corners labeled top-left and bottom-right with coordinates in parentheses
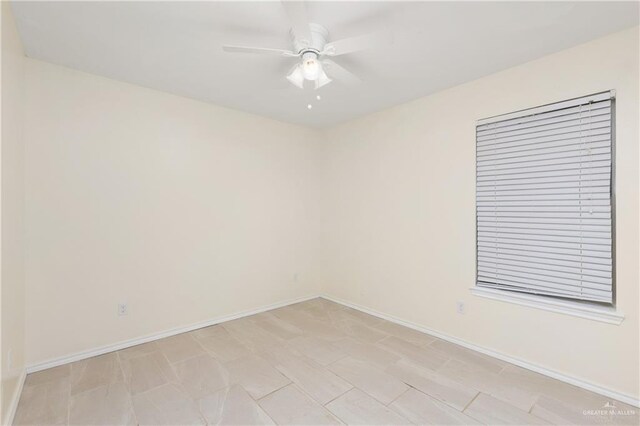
top-left (476, 91), bottom-right (614, 304)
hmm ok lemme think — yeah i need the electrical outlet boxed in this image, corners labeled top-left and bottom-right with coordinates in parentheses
top-left (118, 303), bottom-right (128, 316)
top-left (7, 348), bottom-right (13, 370)
top-left (293, 273), bottom-right (299, 282)
top-left (456, 301), bottom-right (465, 315)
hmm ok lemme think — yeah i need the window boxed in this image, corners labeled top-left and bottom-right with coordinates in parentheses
top-left (475, 91), bottom-right (614, 305)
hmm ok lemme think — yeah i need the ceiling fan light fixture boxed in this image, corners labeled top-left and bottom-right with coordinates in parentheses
top-left (286, 64), bottom-right (305, 88)
top-left (301, 52), bottom-right (321, 80)
top-left (315, 69), bottom-right (332, 90)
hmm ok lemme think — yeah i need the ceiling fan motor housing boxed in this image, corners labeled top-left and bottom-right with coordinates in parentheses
top-left (291, 23), bottom-right (329, 55)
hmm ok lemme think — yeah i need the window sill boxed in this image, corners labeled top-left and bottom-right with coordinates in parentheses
top-left (470, 287), bottom-right (624, 325)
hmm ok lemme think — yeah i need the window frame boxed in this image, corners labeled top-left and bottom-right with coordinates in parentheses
top-left (472, 91), bottom-right (621, 322)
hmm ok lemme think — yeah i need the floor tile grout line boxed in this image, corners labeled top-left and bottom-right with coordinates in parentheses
top-left (193, 386), bottom-right (222, 424)
top-left (387, 359), bottom-right (484, 413)
top-left (394, 380), bottom-right (479, 418)
top-left (528, 395), bottom-right (543, 414)
top-left (66, 370), bottom-right (71, 426)
top-left (258, 348), bottom-right (355, 409)
top-left (461, 391), bottom-right (481, 412)
top-left (322, 358), bottom-right (409, 408)
top-left (163, 343), bottom-right (211, 367)
top-left (387, 383), bottom-right (470, 423)
top-left (251, 378), bottom-right (294, 402)
top-left (114, 350), bottom-right (140, 425)
top-left (385, 385), bottom-right (412, 407)
top-left (321, 385), bottom-right (355, 407)
top-left (460, 401), bottom-right (486, 425)
top-left (253, 401), bottom-right (279, 426)
top-left (260, 379), bottom-right (348, 421)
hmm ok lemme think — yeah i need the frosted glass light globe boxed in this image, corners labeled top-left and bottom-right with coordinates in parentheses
top-left (302, 57), bottom-right (320, 80)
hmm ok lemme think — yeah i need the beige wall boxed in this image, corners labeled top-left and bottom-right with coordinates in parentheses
top-left (23, 59), bottom-right (323, 366)
top-left (1, 2), bottom-right (26, 423)
top-left (322, 27), bottom-right (639, 399)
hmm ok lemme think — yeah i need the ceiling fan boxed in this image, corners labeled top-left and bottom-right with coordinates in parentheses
top-left (222, 1), bottom-right (386, 90)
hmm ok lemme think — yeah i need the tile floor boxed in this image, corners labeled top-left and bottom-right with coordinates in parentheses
top-left (13, 298), bottom-right (639, 425)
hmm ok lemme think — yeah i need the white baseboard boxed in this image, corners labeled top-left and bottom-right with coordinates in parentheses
top-left (26, 294), bottom-right (319, 374)
top-left (4, 368), bottom-right (26, 426)
top-left (321, 294), bottom-right (640, 408)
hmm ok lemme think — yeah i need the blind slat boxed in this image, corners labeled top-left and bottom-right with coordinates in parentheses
top-left (478, 232), bottom-right (610, 245)
top-left (477, 139), bottom-right (611, 161)
top-left (477, 275), bottom-right (611, 296)
top-left (477, 98), bottom-right (611, 128)
top-left (478, 263), bottom-right (611, 284)
top-left (477, 185), bottom-right (611, 195)
top-left (477, 222), bottom-right (610, 234)
top-left (477, 160), bottom-right (611, 177)
top-left (478, 258), bottom-right (611, 278)
top-left (477, 173), bottom-right (610, 186)
top-left (477, 217), bottom-right (611, 226)
top-left (478, 241), bottom-right (611, 257)
top-left (477, 115), bottom-right (611, 143)
top-left (477, 147), bottom-right (611, 166)
top-left (479, 250), bottom-right (613, 273)
top-left (477, 212), bottom-right (611, 219)
top-left (477, 123), bottom-right (611, 146)
top-left (477, 198), bottom-right (611, 206)
top-left (477, 281), bottom-right (610, 303)
top-left (477, 267), bottom-right (611, 288)
top-left (476, 106), bottom-right (610, 137)
top-left (479, 246), bottom-right (611, 265)
top-left (477, 131), bottom-right (610, 153)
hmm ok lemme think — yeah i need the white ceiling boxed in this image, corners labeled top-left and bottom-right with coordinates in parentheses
top-left (11, 1), bottom-right (639, 128)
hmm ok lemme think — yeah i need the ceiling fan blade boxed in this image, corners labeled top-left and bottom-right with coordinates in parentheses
top-left (322, 59), bottom-right (361, 85)
top-left (322, 31), bottom-right (391, 56)
top-left (281, 1), bottom-right (313, 47)
top-left (222, 45), bottom-right (299, 57)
